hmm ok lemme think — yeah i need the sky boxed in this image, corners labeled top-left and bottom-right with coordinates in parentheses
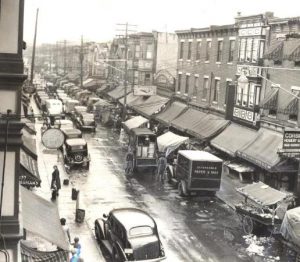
top-left (24, 0), bottom-right (300, 45)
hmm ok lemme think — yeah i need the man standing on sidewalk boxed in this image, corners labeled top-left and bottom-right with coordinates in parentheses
top-left (51, 165), bottom-right (61, 198)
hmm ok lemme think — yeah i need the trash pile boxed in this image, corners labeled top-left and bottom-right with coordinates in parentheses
top-left (243, 235), bottom-right (280, 261)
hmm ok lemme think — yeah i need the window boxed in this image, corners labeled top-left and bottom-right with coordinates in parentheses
top-left (179, 42), bottom-right (184, 59)
top-left (239, 38), bottom-right (264, 63)
top-left (217, 41), bottom-right (223, 62)
top-left (206, 41), bottom-right (211, 61)
top-left (236, 83), bottom-right (249, 106)
top-left (259, 40), bottom-right (265, 59)
top-left (225, 81), bottom-right (231, 105)
top-left (196, 41), bottom-right (201, 60)
top-left (251, 39), bottom-right (259, 63)
top-left (248, 82), bottom-right (256, 108)
top-left (228, 40), bottom-right (235, 62)
top-left (185, 75), bottom-right (190, 94)
top-left (146, 44), bottom-right (153, 59)
top-left (177, 74), bottom-right (182, 92)
top-left (135, 45), bottom-right (140, 59)
top-left (145, 73), bottom-right (151, 85)
top-left (202, 78), bottom-right (209, 100)
top-left (255, 86), bottom-right (261, 106)
top-left (187, 42), bottom-right (192, 60)
top-left (245, 38), bottom-right (253, 62)
top-left (295, 61), bottom-right (300, 67)
top-left (193, 76), bottom-right (199, 97)
top-left (239, 39), bottom-right (246, 61)
top-left (213, 79), bottom-right (220, 102)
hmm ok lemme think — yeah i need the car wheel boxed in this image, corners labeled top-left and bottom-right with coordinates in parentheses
top-left (112, 248), bottom-right (123, 262)
top-left (178, 181), bottom-right (186, 197)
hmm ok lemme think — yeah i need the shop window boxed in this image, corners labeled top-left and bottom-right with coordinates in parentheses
top-left (217, 41), bottom-right (223, 62)
top-left (187, 42), bottom-right (192, 60)
top-left (202, 78), bottom-right (209, 100)
top-left (185, 75), bottom-right (190, 94)
top-left (213, 79), bottom-right (220, 102)
top-left (196, 41), bottom-right (201, 60)
top-left (145, 73), bottom-right (151, 85)
top-left (248, 83), bottom-right (256, 108)
top-left (205, 41), bottom-right (211, 61)
top-left (228, 40), bottom-right (235, 62)
top-left (179, 42), bottom-right (184, 59)
top-left (135, 45), bottom-right (140, 59)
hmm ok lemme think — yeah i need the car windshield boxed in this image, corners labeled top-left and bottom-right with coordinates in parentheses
top-left (70, 145), bottom-right (85, 151)
top-left (129, 226), bottom-right (153, 237)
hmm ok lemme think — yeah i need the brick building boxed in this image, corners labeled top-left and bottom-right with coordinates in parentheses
top-left (175, 24), bottom-right (238, 114)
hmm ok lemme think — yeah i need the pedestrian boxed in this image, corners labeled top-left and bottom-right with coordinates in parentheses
top-left (157, 153), bottom-right (167, 183)
top-left (51, 165), bottom-right (61, 197)
top-left (60, 218), bottom-right (71, 243)
top-left (72, 237), bottom-right (81, 256)
top-left (125, 147), bottom-right (134, 175)
top-left (70, 248), bottom-right (79, 262)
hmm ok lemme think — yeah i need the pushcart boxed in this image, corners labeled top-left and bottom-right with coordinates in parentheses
top-left (235, 182), bottom-right (293, 235)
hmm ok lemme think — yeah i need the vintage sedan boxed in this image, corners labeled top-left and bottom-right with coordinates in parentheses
top-left (75, 112), bottom-right (96, 132)
top-left (62, 138), bottom-right (90, 170)
top-left (94, 208), bottom-right (166, 262)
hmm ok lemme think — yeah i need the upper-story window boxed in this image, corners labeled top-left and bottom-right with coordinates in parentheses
top-left (185, 75), bottom-right (190, 94)
top-left (239, 38), bottom-right (264, 63)
top-left (217, 41), bottom-right (223, 62)
top-left (146, 44), bottom-right (153, 59)
top-left (196, 41), bottom-right (201, 60)
top-left (179, 42), bottom-right (184, 59)
top-left (135, 45), bottom-right (140, 59)
top-left (177, 74), bottom-right (182, 92)
top-left (193, 76), bottom-right (199, 97)
top-left (228, 40), bottom-right (235, 62)
top-left (213, 79), bottom-right (220, 102)
top-left (206, 41), bottom-right (211, 61)
top-left (236, 82), bottom-right (261, 107)
top-left (187, 42), bottom-right (192, 60)
top-left (202, 77), bottom-right (209, 100)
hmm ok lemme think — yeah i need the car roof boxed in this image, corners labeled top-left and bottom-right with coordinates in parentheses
top-left (178, 150), bottom-right (222, 162)
top-left (63, 128), bottom-right (82, 135)
top-left (111, 208), bottom-right (156, 231)
top-left (55, 119), bottom-right (73, 125)
top-left (65, 138), bottom-right (87, 146)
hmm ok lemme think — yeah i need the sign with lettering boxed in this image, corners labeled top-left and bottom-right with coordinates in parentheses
top-left (239, 27), bottom-right (262, 36)
top-left (41, 128), bottom-right (65, 149)
top-left (237, 65), bottom-right (262, 78)
top-left (282, 129), bottom-right (300, 151)
top-left (233, 107), bottom-right (255, 122)
top-left (192, 161), bottom-right (222, 179)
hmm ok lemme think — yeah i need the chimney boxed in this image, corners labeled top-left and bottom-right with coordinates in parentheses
top-left (237, 12), bottom-right (241, 17)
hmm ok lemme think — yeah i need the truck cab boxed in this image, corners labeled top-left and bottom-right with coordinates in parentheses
top-left (171, 150), bottom-right (223, 196)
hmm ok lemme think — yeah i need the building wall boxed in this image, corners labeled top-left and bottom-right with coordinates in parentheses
top-left (176, 27), bottom-right (238, 113)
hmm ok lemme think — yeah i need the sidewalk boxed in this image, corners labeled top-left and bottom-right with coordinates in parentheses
top-left (31, 99), bottom-right (105, 261)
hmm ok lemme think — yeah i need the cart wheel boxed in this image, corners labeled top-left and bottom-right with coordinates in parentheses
top-left (242, 215), bottom-right (254, 235)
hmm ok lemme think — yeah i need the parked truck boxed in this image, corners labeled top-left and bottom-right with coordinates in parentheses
top-left (167, 150), bottom-right (223, 196)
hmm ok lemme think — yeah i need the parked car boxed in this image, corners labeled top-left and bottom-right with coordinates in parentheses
top-left (75, 112), bottom-right (96, 132)
top-left (45, 99), bottom-right (64, 117)
top-left (72, 105), bottom-right (87, 123)
top-left (65, 99), bottom-right (80, 115)
top-left (54, 119), bottom-right (74, 130)
top-left (62, 138), bottom-right (90, 170)
top-left (62, 128), bottom-right (82, 140)
top-left (94, 208), bottom-right (166, 262)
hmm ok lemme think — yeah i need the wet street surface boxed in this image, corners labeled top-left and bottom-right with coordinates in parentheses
top-left (62, 124), bottom-right (255, 262)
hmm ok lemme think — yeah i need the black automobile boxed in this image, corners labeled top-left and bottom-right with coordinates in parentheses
top-left (94, 208), bottom-right (166, 262)
top-left (62, 138), bottom-right (90, 170)
top-left (75, 112), bottom-right (96, 132)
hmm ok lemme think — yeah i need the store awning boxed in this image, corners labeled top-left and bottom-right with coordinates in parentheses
top-left (123, 116), bottom-right (149, 131)
top-left (210, 123), bottom-right (258, 157)
top-left (237, 128), bottom-right (283, 171)
top-left (225, 161), bottom-right (255, 173)
top-left (264, 40), bottom-right (284, 60)
top-left (236, 181), bottom-right (288, 206)
top-left (21, 187), bottom-right (70, 250)
top-left (83, 78), bottom-right (105, 88)
top-left (155, 101), bottom-right (188, 125)
top-left (118, 92), bottom-right (141, 105)
top-left (187, 113), bottom-right (230, 140)
top-left (20, 149), bottom-right (41, 187)
top-left (107, 85), bottom-right (131, 101)
top-left (131, 95), bottom-right (169, 118)
top-left (94, 98), bottom-right (113, 108)
top-left (171, 108), bottom-right (207, 132)
top-left (21, 241), bottom-right (68, 262)
top-left (260, 87), bottom-right (279, 110)
top-left (157, 131), bottom-right (189, 155)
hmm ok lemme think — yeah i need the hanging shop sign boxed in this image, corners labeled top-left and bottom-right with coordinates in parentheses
top-left (41, 128), bottom-right (65, 149)
top-left (278, 128), bottom-right (300, 158)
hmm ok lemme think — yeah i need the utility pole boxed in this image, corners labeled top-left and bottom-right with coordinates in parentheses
top-left (116, 23), bottom-right (137, 120)
top-left (63, 40), bottom-right (67, 75)
top-left (30, 8), bottom-right (39, 84)
top-left (79, 35), bottom-right (84, 89)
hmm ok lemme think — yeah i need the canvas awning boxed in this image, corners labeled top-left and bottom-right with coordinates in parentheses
top-left (20, 148), bottom-right (41, 187)
top-left (107, 85), bottom-right (131, 101)
top-left (225, 161), bottom-right (255, 173)
top-left (280, 207), bottom-right (300, 247)
top-left (94, 98), bottom-right (113, 108)
top-left (155, 101), bottom-right (188, 125)
top-left (260, 87), bottom-right (279, 110)
top-left (123, 116), bottom-right (149, 131)
top-left (83, 78), bottom-right (105, 88)
top-left (131, 95), bottom-right (169, 118)
top-left (264, 40), bottom-right (284, 60)
top-left (236, 181), bottom-right (288, 206)
top-left (210, 123), bottom-right (258, 157)
top-left (21, 241), bottom-right (68, 262)
top-left (187, 113), bottom-right (230, 140)
top-left (237, 128), bottom-right (283, 172)
top-left (171, 108), bottom-right (206, 132)
top-left (157, 131), bottom-right (189, 155)
top-left (21, 187), bottom-right (70, 250)
top-left (118, 92), bottom-right (141, 105)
